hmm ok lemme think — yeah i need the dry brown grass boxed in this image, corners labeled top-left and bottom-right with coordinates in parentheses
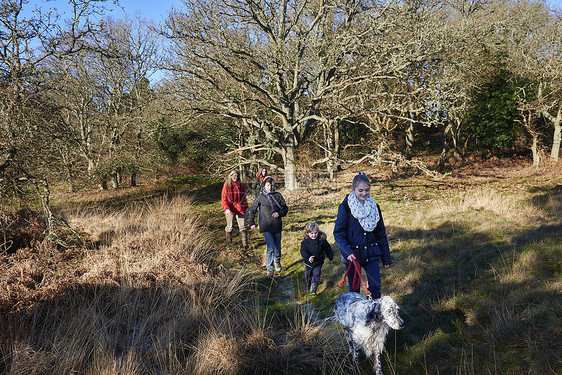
top-left (0, 195), bottom-right (343, 375)
top-left (69, 196), bottom-right (214, 286)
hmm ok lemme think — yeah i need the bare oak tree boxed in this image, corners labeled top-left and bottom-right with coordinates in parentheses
top-left (503, 0), bottom-right (562, 164)
top-left (0, 0), bottom-right (114, 240)
top-left (45, 15), bottom-right (161, 190)
top-left (163, 0), bottom-right (408, 190)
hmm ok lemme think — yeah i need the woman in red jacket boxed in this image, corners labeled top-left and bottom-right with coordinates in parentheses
top-left (257, 166), bottom-right (268, 183)
top-left (221, 170), bottom-right (249, 248)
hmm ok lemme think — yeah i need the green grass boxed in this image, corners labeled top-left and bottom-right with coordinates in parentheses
top-left (234, 171), bottom-right (562, 374)
top-left (134, 170), bottom-right (562, 374)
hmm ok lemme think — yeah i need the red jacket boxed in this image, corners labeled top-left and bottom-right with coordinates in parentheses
top-left (221, 181), bottom-right (248, 214)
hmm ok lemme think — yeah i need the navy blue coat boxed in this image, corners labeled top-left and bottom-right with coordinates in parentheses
top-left (247, 191), bottom-right (288, 233)
top-left (333, 195), bottom-right (391, 266)
top-left (300, 237), bottom-right (334, 267)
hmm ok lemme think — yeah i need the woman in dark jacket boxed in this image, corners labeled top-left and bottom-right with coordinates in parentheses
top-left (248, 176), bottom-right (289, 278)
top-left (333, 172), bottom-right (391, 298)
top-left (301, 222), bottom-right (333, 295)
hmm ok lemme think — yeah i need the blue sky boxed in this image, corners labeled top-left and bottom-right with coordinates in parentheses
top-left (106, 0), bottom-right (178, 22)
top-left (114, 0), bottom-right (562, 17)
top-left (34, 0), bottom-right (178, 22)
top-left (36, 0), bottom-right (562, 22)
top-left (112, 0), bottom-right (562, 18)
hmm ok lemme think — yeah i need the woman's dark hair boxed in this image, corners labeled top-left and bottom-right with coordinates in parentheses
top-left (352, 172), bottom-right (370, 189)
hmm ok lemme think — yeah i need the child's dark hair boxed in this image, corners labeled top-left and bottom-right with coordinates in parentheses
top-left (304, 222), bottom-right (327, 240)
top-left (352, 172), bottom-right (371, 189)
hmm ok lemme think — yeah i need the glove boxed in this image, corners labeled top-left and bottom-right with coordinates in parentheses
top-left (225, 209), bottom-right (231, 215)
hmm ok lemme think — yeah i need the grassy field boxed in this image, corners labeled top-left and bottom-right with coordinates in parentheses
top-left (1, 161), bottom-right (561, 374)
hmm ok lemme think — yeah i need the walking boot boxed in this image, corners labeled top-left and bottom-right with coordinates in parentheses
top-left (225, 231), bottom-right (232, 244)
top-left (309, 284), bottom-right (317, 296)
top-left (240, 230), bottom-right (248, 250)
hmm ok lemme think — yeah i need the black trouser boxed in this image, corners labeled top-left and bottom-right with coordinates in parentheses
top-left (305, 263), bottom-right (323, 289)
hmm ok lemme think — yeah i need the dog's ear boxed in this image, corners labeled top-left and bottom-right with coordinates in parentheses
top-left (366, 304), bottom-right (380, 324)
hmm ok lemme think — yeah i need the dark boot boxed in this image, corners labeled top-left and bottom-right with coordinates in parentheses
top-left (241, 231), bottom-right (248, 249)
top-left (225, 231), bottom-right (232, 244)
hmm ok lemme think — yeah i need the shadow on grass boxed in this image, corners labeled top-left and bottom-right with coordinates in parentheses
top-left (0, 274), bottom-right (341, 375)
top-left (529, 184), bottom-right (562, 217)
top-left (386, 217), bottom-right (562, 374)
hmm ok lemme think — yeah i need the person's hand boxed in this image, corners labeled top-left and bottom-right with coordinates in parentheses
top-left (308, 256), bottom-right (315, 263)
top-left (225, 209), bottom-right (231, 215)
top-left (250, 225), bottom-right (257, 230)
top-left (383, 264), bottom-right (390, 269)
top-left (347, 254), bottom-right (356, 262)
top-left (272, 212), bottom-right (279, 218)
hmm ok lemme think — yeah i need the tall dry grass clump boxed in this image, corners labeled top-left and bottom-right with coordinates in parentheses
top-left (1, 195), bottom-right (342, 375)
top-left (69, 195), bottom-right (215, 286)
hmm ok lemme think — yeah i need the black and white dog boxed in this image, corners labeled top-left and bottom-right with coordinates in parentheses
top-left (334, 292), bottom-right (404, 375)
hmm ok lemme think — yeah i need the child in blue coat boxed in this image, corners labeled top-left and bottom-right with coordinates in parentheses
top-left (333, 172), bottom-right (391, 298)
top-left (300, 222), bottom-right (333, 295)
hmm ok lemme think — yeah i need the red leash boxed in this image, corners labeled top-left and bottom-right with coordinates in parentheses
top-left (338, 257), bottom-right (371, 297)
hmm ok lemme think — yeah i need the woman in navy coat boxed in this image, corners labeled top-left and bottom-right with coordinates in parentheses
top-left (333, 172), bottom-right (391, 298)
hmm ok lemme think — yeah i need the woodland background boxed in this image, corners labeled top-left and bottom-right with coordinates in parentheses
top-left (1, 0), bottom-right (561, 207)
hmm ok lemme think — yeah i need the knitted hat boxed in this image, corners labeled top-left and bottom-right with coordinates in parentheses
top-left (263, 176), bottom-right (274, 184)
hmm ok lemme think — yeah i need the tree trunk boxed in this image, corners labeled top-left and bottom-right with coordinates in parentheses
top-left (531, 133), bottom-right (541, 167)
top-left (325, 119), bottom-right (339, 180)
top-left (283, 135), bottom-right (298, 191)
top-left (111, 172), bottom-right (119, 189)
top-left (451, 116), bottom-right (463, 159)
top-left (439, 124), bottom-right (450, 171)
top-left (405, 121), bottom-right (414, 160)
top-left (549, 105), bottom-right (561, 163)
top-left (66, 175), bottom-right (74, 193)
top-left (37, 180), bottom-right (56, 243)
top-left (131, 130), bottom-right (142, 187)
